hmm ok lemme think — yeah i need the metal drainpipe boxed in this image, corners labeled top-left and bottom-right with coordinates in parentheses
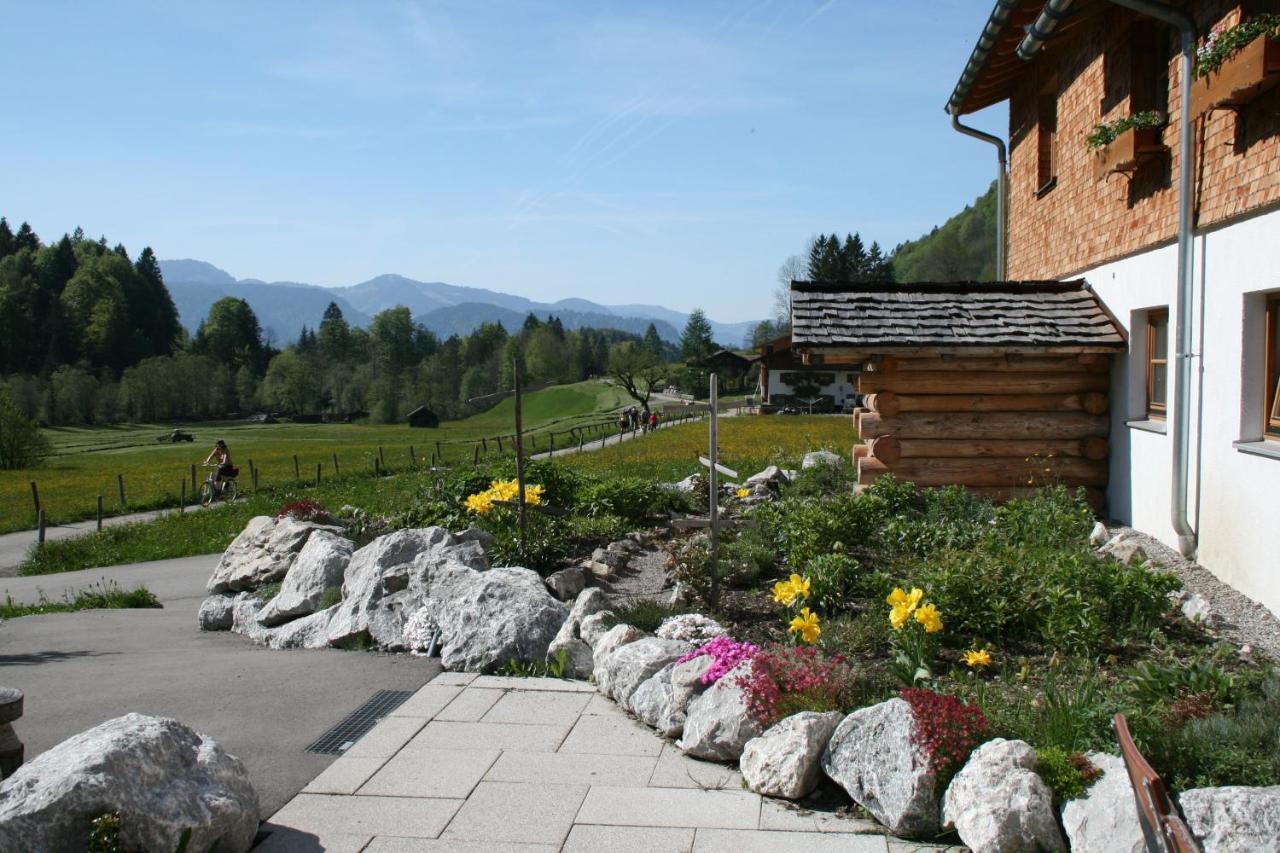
top-left (1018, 0), bottom-right (1198, 555)
top-left (949, 113), bottom-right (1008, 280)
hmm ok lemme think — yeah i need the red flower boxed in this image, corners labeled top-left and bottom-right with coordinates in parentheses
top-left (900, 688), bottom-right (988, 779)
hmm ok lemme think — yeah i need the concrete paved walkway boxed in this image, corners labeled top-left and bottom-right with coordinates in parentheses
top-left (258, 675), bottom-right (949, 853)
top-left (0, 554), bottom-right (439, 814)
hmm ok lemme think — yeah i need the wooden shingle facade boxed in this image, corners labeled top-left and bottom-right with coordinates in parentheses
top-left (790, 281), bottom-right (1128, 505)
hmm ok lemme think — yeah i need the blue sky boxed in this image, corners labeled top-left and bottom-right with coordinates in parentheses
top-left (1, 1), bottom-right (1006, 322)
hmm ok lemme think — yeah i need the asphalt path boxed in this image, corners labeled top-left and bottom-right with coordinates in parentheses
top-left (0, 554), bottom-right (440, 815)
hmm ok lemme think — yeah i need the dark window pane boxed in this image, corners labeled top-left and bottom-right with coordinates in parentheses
top-left (1152, 363), bottom-right (1167, 407)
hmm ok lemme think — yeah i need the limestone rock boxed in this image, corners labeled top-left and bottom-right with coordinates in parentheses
top-left (671, 474), bottom-right (700, 494)
top-left (1100, 534), bottom-right (1149, 566)
top-left (548, 637), bottom-right (595, 679)
top-left (593, 623), bottom-right (644, 662)
top-left (801, 449), bottom-right (843, 469)
top-left (678, 660), bottom-right (761, 761)
top-left (942, 738), bottom-right (1064, 852)
top-left (1088, 521), bottom-right (1109, 546)
top-left (595, 638), bottom-right (690, 706)
top-left (669, 654), bottom-right (715, 715)
top-left (629, 663), bottom-right (685, 737)
top-left (741, 711), bottom-right (843, 800)
top-left (229, 592), bottom-right (268, 644)
top-left (1181, 592), bottom-right (1216, 626)
top-left (579, 612), bottom-right (614, 648)
top-left (264, 606), bottom-right (338, 650)
top-left (745, 465), bottom-right (788, 487)
top-left (257, 531), bottom-right (353, 627)
top-left (1179, 785), bottom-right (1280, 853)
top-left (431, 565), bottom-right (568, 672)
top-left (822, 698), bottom-right (939, 838)
top-left (206, 516), bottom-right (340, 594)
top-left (197, 594), bottom-right (235, 631)
top-left (655, 613), bottom-right (726, 644)
top-left (545, 567), bottom-right (587, 601)
top-left (0, 713), bottom-right (258, 853)
top-left (1060, 752), bottom-right (1144, 853)
top-left (326, 527), bottom-right (486, 650)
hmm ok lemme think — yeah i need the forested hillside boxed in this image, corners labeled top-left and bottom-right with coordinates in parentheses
top-left (891, 181), bottom-right (998, 282)
top-left (0, 218), bottom-right (677, 427)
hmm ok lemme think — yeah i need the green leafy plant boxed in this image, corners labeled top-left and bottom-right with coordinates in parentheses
top-left (316, 586), bottom-right (343, 610)
top-left (1, 580), bottom-right (162, 619)
top-left (1195, 14), bottom-right (1280, 79)
top-left (602, 599), bottom-right (686, 633)
top-left (498, 648), bottom-right (568, 678)
top-left (1086, 111), bottom-right (1166, 150)
top-left (1036, 747), bottom-right (1102, 805)
top-left (577, 475), bottom-right (677, 523)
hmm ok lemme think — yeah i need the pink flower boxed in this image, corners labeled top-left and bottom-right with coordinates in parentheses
top-left (678, 636), bottom-right (760, 685)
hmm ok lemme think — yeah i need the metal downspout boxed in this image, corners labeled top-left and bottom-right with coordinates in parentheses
top-left (949, 113), bottom-right (1008, 280)
top-left (1018, 0), bottom-right (1198, 555)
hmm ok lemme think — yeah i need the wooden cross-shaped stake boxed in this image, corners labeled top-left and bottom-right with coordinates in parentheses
top-left (670, 373), bottom-right (748, 609)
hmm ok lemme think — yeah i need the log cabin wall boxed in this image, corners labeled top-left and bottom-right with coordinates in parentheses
top-left (851, 351), bottom-right (1113, 508)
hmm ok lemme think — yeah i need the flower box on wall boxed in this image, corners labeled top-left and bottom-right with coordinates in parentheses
top-left (1093, 126), bottom-right (1168, 181)
top-left (1192, 34), bottom-right (1280, 117)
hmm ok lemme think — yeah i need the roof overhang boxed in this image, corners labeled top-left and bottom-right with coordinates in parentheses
top-left (946, 0), bottom-right (1103, 115)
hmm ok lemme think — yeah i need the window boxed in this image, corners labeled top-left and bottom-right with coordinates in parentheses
top-left (1036, 88), bottom-right (1059, 194)
top-left (1147, 309), bottom-right (1169, 419)
top-left (1267, 295), bottom-right (1280, 439)
top-left (1129, 19), bottom-right (1171, 117)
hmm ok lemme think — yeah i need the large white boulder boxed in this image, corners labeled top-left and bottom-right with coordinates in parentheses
top-left (206, 516), bottom-right (340, 593)
top-left (1060, 752), bottom-right (1144, 853)
top-left (257, 530), bottom-right (353, 627)
top-left (801, 449), bottom-right (843, 469)
top-left (0, 714), bottom-right (258, 853)
top-left (326, 527), bottom-right (486, 650)
top-left (678, 659), bottom-right (761, 761)
top-left (942, 738), bottom-right (1064, 853)
top-left (1179, 785), bottom-right (1280, 853)
top-left (595, 638), bottom-right (690, 705)
top-left (669, 654), bottom-right (715, 715)
top-left (545, 567), bottom-right (587, 601)
top-left (431, 565), bottom-right (568, 672)
top-left (822, 698), bottom-right (939, 838)
top-left (593, 623), bottom-right (644, 662)
top-left (579, 612), bottom-right (614, 648)
top-left (745, 465), bottom-right (789, 487)
top-left (628, 663), bottom-right (684, 737)
top-left (197, 594), bottom-right (235, 631)
top-left (548, 588), bottom-right (611, 679)
top-left (741, 711), bottom-right (843, 800)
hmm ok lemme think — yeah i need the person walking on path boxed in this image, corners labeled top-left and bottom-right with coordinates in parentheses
top-left (649, 410), bottom-right (658, 432)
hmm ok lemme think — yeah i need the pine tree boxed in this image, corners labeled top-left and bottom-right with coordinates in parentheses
top-left (0, 219), bottom-right (14, 260)
top-left (13, 222), bottom-right (39, 252)
top-left (134, 247), bottom-right (181, 355)
top-left (318, 301), bottom-right (353, 363)
top-left (843, 233), bottom-right (866, 281)
top-left (642, 323), bottom-right (663, 356)
top-left (806, 235), bottom-right (827, 280)
top-left (679, 308), bottom-right (716, 361)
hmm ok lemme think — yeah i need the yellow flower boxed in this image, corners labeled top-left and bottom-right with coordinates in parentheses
top-left (963, 649), bottom-right (992, 669)
top-left (889, 603), bottom-right (913, 631)
top-left (788, 573), bottom-right (811, 601)
top-left (772, 579), bottom-right (798, 606)
top-left (736, 487), bottom-right (750, 499)
top-left (915, 603), bottom-right (943, 634)
top-left (886, 587), bottom-right (923, 613)
top-left (788, 607), bottom-right (822, 644)
top-left (464, 491), bottom-right (493, 514)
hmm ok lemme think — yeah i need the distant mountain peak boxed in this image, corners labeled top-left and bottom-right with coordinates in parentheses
top-left (159, 259), bottom-right (236, 287)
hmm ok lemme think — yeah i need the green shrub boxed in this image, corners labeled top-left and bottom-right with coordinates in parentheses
top-left (1126, 645), bottom-right (1242, 709)
top-left (0, 388), bottom-right (50, 469)
top-left (603, 599), bottom-right (686, 633)
top-left (818, 610), bottom-right (891, 659)
top-left (971, 668), bottom-right (1115, 754)
top-left (723, 527), bottom-right (777, 590)
top-left (804, 553), bottom-right (868, 615)
top-left (786, 461), bottom-right (856, 497)
top-left (577, 475), bottom-right (676, 523)
top-left (1, 580), bottom-right (162, 618)
top-left (1036, 747), bottom-right (1101, 805)
top-left (992, 486), bottom-right (1095, 550)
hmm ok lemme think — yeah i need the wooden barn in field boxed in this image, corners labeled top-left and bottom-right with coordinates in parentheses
top-left (789, 281), bottom-right (1127, 507)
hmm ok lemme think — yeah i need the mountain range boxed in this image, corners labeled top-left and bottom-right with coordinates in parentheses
top-left (159, 259), bottom-right (759, 347)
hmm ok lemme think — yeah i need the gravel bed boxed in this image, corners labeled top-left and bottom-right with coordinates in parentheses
top-left (1109, 523), bottom-right (1280, 660)
top-left (590, 546), bottom-right (671, 603)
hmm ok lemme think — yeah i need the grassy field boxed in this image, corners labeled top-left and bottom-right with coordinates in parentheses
top-left (2, 379), bottom-right (635, 535)
top-left (560, 414), bottom-right (856, 481)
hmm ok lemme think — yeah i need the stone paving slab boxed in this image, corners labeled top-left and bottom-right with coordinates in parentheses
top-left (259, 676), bottom-right (924, 852)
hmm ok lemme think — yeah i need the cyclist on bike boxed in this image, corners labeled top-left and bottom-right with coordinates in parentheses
top-left (203, 439), bottom-right (235, 493)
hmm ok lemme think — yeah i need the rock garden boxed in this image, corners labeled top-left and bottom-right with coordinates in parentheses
top-left (7, 453), bottom-right (1280, 851)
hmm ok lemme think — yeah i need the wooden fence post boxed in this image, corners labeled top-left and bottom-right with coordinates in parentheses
top-left (332, 453), bottom-right (339, 476)
top-left (482, 437), bottom-right (487, 454)
top-left (473, 444), bottom-right (480, 465)
top-left (435, 441), bottom-right (442, 461)
top-left (190, 464), bottom-right (197, 493)
top-left (36, 510), bottom-right (45, 546)
top-left (252, 466), bottom-right (259, 490)
top-left (378, 446), bottom-right (385, 469)
top-left (578, 435), bottom-right (584, 452)
top-left (293, 455), bottom-right (300, 479)
top-left (29, 481), bottom-right (39, 523)
top-left (96, 496), bottom-right (103, 531)
top-left (180, 481), bottom-right (185, 513)
top-left (316, 463), bottom-right (322, 486)
top-left (496, 435), bottom-right (504, 453)
top-left (117, 474), bottom-right (126, 508)
top-left (409, 446), bottom-right (416, 467)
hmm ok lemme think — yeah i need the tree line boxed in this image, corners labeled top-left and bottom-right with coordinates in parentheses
top-left (1, 216), bottom-right (714, 427)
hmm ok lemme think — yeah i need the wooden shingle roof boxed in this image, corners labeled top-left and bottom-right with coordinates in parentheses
top-left (790, 281), bottom-right (1126, 352)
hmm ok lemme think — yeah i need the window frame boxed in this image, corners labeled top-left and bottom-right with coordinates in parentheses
top-left (1146, 308), bottom-right (1169, 420)
top-left (1036, 83), bottom-right (1059, 196)
top-left (1267, 295), bottom-right (1280, 439)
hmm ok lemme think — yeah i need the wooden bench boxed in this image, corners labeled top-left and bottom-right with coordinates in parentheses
top-left (1113, 713), bottom-right (1201, 853)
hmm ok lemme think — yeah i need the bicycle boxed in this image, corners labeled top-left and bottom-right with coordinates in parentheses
top-left (200, 463), bottom-right (239, 506)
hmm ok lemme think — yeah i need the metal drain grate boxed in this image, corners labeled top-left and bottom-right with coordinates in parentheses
top-left (305, 690), bottom-right (415, 755)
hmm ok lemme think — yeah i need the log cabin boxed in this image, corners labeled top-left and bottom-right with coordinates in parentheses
top-left (755, 334), bottom-right (860, 412)
top-left (789, 280), bottom-right (1127, 507)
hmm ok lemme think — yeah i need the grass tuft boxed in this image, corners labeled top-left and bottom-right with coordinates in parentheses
top-left (1, 579), bottom-right (162, 618)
